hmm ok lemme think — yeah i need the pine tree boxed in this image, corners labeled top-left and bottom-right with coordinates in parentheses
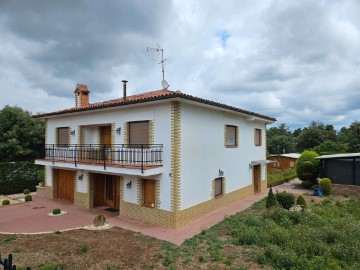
top-left (266, 187), bottom-right (277, 209)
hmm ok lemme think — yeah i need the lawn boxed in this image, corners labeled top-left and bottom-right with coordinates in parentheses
top-left (1, 187), bottom-right (359, 269)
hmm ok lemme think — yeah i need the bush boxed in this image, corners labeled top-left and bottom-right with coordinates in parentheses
top-left (0, 162), bottom-right (40, 195)
top-left (276, 192), bottom-right (295, 210)
top-left (296, 195), bottom-right (307, 208)
top-left (266, 188), bottom-right (277, 209)
top-left (2, 199), bottom-right (10, 205)
top-left (23, 189), bottom-right (30, 195)
top-left (319, 178), bottom-right (332, 196)
top-left (24, 194), bottom-right (32, 202)
top-left (296, 151), bottom-right (320, 184)
top-left (53, 208), bottom-right (61, 215)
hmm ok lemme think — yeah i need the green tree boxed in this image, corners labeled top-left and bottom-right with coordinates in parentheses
top-left (313, 140), bottom-right (347, 155)
top-left (0, 105), bottom-right (45, 161)
top-left (338, 121), bottom-right (360, 152)
top-left (295, 122), bottom-right (326, 152)
top-left (296, 150), bottom-right (320, 184)
top-left (267, 124), bottom-right (294, 154)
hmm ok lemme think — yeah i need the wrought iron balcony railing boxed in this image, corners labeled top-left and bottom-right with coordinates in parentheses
top-left (43, 144), bottom-right (163, 173)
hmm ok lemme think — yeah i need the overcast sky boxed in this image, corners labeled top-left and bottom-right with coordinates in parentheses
top-left (0, 0), bottom-right (359, 130)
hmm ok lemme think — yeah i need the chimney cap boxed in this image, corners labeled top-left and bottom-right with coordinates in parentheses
top-left (74, 83), bottom-right (90, 93)
top-left (121, 80), bottom-right (128, 83)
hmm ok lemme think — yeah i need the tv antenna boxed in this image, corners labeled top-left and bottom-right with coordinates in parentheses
top-left (147, 44), bottom-right (170, 89)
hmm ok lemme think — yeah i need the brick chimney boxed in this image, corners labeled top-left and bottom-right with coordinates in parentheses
top-left (74, 84), bottom-right (90, 107)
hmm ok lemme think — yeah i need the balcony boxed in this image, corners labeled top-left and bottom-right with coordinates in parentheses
top-left (39, 144), bottom-right (163, 173)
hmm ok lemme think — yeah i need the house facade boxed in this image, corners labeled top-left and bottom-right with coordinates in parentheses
top-left (35, 83), bottom-right (276, 228)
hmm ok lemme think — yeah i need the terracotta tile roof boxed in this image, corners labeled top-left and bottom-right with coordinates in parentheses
top-left (33, 89), bottom-right (276, 122)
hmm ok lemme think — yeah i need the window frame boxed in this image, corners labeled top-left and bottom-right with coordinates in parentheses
top-left (225, 125), bottom-right (237, 148)
top-left (254, 128), bottom-right (262, 146)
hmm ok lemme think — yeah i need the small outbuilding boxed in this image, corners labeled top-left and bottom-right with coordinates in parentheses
top-left (317, 153), bottom-right (360, 185)
top-left (267, 153), bottom-right (301, 172)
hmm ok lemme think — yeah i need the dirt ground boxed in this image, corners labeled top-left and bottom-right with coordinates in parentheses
top-left (0, 184), bottom-right (358, 270)
top-left (0, 228), bottom-right (166, 270)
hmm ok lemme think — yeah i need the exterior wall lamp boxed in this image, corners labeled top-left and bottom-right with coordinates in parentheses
top-left (126, 181), bottom-right (132, 189)
top-left (249, 163), bottom-right (253, 169)
top-left (78, 174), bottom-right (83, 180)
top-left (70, 129), bottom-right (76, 136)
top-left (116, 127), bottom-right (121, 134)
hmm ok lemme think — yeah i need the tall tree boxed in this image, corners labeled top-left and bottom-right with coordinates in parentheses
top-left (0, 105), bottom-right (45, 161)
top-left (295, 121), bottom-right (327, 152)
top-left (338, 121), bottom-right (360, 152)
top-left (267, 123), bottom-right (294, 154)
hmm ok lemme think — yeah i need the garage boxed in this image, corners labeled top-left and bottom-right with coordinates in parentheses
top-left (56, 169), bottom-right (75, 201)
top-left (317, 153), bottom-right (360, 186)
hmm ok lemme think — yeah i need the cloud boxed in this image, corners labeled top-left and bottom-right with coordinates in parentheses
top-left (0, 0), bottom-right (359, 129)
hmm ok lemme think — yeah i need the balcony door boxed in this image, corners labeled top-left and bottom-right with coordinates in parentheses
top-left (100, 125), bottom-right (112, 146)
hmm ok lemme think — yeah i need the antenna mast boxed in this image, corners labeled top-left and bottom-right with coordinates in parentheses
top-left (147, 44), bottom-right (170, 89)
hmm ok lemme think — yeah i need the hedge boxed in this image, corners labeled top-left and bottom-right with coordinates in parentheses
top-left (0, 162), bottom-right (42, 195)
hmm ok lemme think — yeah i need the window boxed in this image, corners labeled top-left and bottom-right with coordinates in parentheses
top-left (143, 179), bottom-right (156, 207)
top-left (225, 125), bottom-right (237, 147)
top-left (128, 121), bottom-right (149, 145)
top-left (57, 127), bottom-right (69, 146)
top-left (290, 161), bottom-right (295, 168)
top-left (214, 177), bottom-right (223, 197)
top-left (254, 128), bottom-right (262, 146)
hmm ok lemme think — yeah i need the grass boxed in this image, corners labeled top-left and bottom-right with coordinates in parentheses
top-left (155, 195), bottom-right (360, 269)
top-left (267, 169), bottom-right (297, 184)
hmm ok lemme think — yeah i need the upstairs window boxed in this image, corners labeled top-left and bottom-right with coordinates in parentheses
top-left (225, 125), bottom-right (237, 147)
top-left (57, 127), bottom-right (69, 146)
top-left (255, 128), bottom-right (262, 146)
top-left (128, 121), bottom-right (149, 146)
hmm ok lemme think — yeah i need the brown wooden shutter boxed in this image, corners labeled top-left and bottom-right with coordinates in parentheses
top-left (215, 178), bottom-right (223, 197)
top-left (226, 125), bottom-right (236, 146)
top-left (143, 179), bottom-right (155, 207)
top-left (129, 121), bottom-right (149, 145)
top-left (57, 127), bottom-right (69, 146)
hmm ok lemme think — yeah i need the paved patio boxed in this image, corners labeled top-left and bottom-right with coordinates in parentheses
top-left (0, 181), bottom-right (306, 245)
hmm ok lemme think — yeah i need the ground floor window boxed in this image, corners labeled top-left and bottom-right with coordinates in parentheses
top-left (143, 179), bottom-right (156, 207)
top-left (214, 177), bottom-right (223, 197)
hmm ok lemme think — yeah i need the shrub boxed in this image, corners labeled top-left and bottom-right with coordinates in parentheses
top-left (24, 194), bottom-right (32, 202)
top-left (266, 188), bottom-right (277, 209)
top-left (296, 195), bottom-right (307, 208)
top-left (319, 178), bottom-right (332, 196)
top-left (296, 151), bottom-right (320, 184)
top-left (23, 189), bottom-right (30, 195)
top-left (53, 208), bottom-right (61, 215)
top-left (276, 192), bottom-right (295, 210)
top-left (2, 199), bottom-right (10, 205)
top-left (0, 162), bottom-right (40, 195)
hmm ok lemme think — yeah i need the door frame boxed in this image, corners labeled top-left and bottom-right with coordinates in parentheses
top-left (92, 173), bottom-right (120, 208)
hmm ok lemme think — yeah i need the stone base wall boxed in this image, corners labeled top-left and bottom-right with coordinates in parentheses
top-left (74, 192), bottom-right (90, 208)
top-left (120, 183), bottom-right (255, 228)
top-left (36, 186), bottom-right (54, 199)
top-left (120, 202), bottom-right (175, 227)
top-left (176, 184), bottom-right (254, 228)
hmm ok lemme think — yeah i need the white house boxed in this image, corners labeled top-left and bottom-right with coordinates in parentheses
top-left (35, 82), bottom-right (276, 228)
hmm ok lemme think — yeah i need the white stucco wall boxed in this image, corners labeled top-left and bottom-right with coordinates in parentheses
top-left (179, 102), bottom-right (267, 210)
top-left (76, 170), bottom-right (88, 192)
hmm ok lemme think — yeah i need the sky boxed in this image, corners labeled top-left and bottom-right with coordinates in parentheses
top-left (0, 0), bottom-right (359, 130)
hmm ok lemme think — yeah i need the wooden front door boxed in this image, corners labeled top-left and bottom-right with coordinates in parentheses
top-left (143, 179), bottom-right (156, 207)
top-left (93, 174), bottom-right (120, 208)
top-left (57, 169), bottom-right (75, 201)
top-left (253, 165), bottom-right (261, 193)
